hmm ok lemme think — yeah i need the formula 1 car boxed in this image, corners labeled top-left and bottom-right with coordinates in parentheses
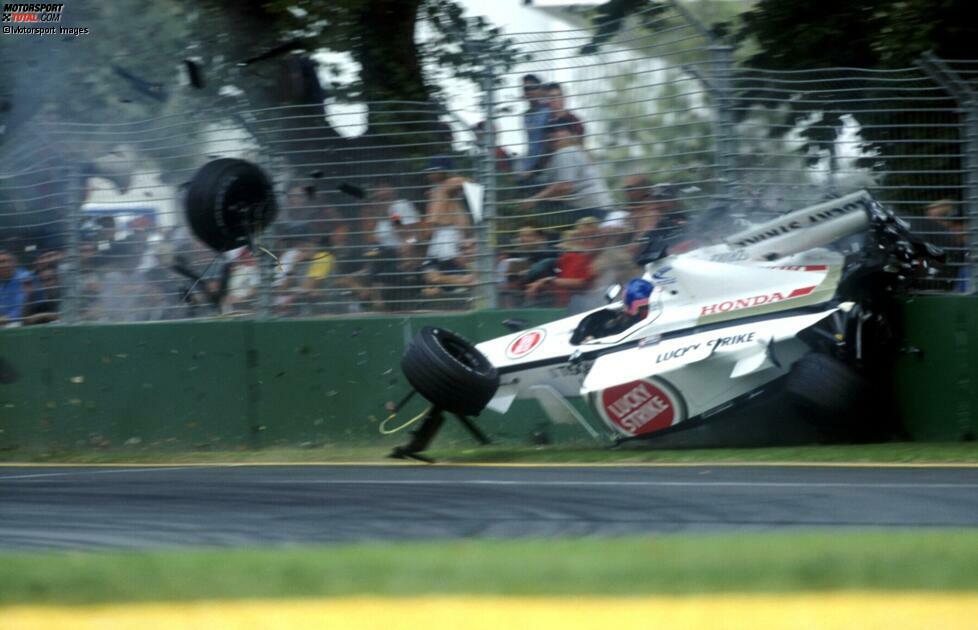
top-left (393, 190), bottom-right (943, 457)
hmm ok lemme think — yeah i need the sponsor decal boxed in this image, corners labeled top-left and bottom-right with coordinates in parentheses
top-left (709, 250), bottom-right (749, 263)
top-left (728, 193), bottom-right (871, 249)
top-left (505, 328), bottom-right (546, 359)
top-left (769, 265), bottom-right (828, 272)
top-left (654, 332), bottom-right (758, 365)
top-left (549, 360), bottom-right (593, 380)
top-left (650, 265), bottom-right (676, 285)
top-left (699, 286), bottom-right (816, 317)
top-left (708, 331), bottom-right (756, 349)
top-left (596, 379), bottom-right (684, 437)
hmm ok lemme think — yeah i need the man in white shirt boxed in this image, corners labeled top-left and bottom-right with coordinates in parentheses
top-left (369, 182), bottom-right (421, 249)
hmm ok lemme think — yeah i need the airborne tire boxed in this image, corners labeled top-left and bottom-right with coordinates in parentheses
top-left (185, 158), bottom-right (278, 252)
top-left (786, 352), bottom-right (867, 426)
top-left (400, 326), bottom-right (499, 417)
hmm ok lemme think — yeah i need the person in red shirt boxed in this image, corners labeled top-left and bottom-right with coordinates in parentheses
top-left (525, 216), bottom-right (600, 307)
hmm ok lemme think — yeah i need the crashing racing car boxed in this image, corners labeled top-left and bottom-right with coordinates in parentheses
top-left (394, 190), bottom-right (943, 458)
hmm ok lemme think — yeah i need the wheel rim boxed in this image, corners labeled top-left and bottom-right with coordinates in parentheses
top-left (439, 335), bottom-right (490, 375)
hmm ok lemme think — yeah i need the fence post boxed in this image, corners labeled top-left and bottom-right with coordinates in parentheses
top-left (479, 49), bottom-right (499, 309)
top-left (60, 164), bottom-right (84, 324)
top-left (918, 54), bottom-right (977, 294)
top-left (709, 44), bottom-right (736, 204)
top-left (965, 101), bottom-right (978, 294)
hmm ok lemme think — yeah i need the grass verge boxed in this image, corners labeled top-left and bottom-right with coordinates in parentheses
top-left (2, 442), bottom-right (978, 465)
top-left (2, 531), bottom-right (978, 606)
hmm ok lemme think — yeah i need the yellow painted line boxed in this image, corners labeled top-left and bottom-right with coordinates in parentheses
top-left (3, 593), bottom-right (978, 630)
top-left (2, 461), bottom-right (978, 469)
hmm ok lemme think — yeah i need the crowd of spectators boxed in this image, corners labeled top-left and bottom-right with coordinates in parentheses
top-left (0, 70), bottom-right (695, 325)
top-left (6, 70), bottom-right (961, 326)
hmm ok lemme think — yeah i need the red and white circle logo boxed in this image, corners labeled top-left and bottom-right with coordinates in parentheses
top-left (505, 329), bottom-right (546, 359)
top-left (594, 378), bottom-right (684, 437)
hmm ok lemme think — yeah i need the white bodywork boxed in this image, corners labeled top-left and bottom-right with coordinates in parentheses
top-left (475, 191), bottom-right (875, 440)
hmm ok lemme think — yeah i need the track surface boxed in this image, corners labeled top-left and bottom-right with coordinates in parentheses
top-left (2, 464), bottom-right (978, 550)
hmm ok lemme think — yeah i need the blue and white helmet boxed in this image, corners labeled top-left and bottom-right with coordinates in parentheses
top-left (624, 278), bottom-right (654, 315)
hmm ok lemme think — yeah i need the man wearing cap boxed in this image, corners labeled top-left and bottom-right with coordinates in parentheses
top-left (521, 117), bottom-right (615, 226)
top-left (369, 181), bottom-right (421, 250)
top-left (423, 157), bottom-right (471, 263)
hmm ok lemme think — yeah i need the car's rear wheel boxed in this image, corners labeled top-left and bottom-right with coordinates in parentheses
top-left (786, 352), bottom-right (867, 429)
top-left (185, 158), bottom-right (278, 252)
top-left (400, 327), bottom-right (499, 416)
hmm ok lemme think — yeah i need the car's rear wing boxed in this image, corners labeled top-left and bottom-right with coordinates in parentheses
top-left (724, 190), bottom-right (874, 260)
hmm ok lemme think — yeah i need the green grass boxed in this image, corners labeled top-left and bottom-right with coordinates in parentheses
top-left (2, 442), bottom-right (978, 465)
top-left (2, 531), bottom-right (978, 606)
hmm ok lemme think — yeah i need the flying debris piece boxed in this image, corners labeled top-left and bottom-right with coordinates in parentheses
top-left (310, 170), bottom-right (324, 179)
top-left (337, 183), bottom-right (365, 199)
top-left (303, 185), bottom-right (316, 200)
top-left (239, 40), bottom-right (305, 66)
top-left (112, 65), bottom-right (167, 102)
top-left (184, 59), bottom-right (205, 89)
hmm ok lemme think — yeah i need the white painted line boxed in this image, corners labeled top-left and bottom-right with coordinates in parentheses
top-left (0, 466), bottom-right (202, 480)
top-left (251, 479), bottom-right (978, 489)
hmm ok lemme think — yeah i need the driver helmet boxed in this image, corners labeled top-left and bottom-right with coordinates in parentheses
top-left (624, 277), bottom-right (654, 316)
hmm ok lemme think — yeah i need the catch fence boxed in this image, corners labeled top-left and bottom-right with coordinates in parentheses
top-left (1, 3), bottom-right (976, 326)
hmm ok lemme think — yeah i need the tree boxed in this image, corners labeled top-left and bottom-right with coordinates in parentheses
top-left (734, 0), bottom-right (978, 205)
top-left (584, 0), bottom-right (978, 206)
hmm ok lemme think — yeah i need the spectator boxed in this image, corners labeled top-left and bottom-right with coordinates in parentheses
top-left (525, 216), bottom-right (601, 308)
top-left (473, 120), bottom-right (514, 173)
top-left (518, 74), bottom-right (551, 183)
top-left (497, 225), bottom-right (561, 306)
top-left (328, 223), bottom-right (376, 312)
top-left (375, 238), bottom-right (428, 312)
top-left (369, 181), bottom-right (421, 250)
top-left (222, 247), bottom-right (261, 314)
top-left (521, 118), bottom-right (615, 226)
top-left (924, 199), bottom-right (969, 292)
top-left (23, 265), bottom-right (60, 325)
top-left (543, 82), bottom-right (585, 142)
top-left (421, 238), bottom-right (479, 309)
top-left (423, 157), bottom-right (472, 264)
top-left (0, 248), bottom-right (31, 326)
top-left (622, 177), bottom-right (690, 259)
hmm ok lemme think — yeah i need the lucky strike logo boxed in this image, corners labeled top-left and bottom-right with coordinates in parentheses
top-left (505, 328), bottom-right (546, 359)
top-left (597, 379), bottom-right (680, 437)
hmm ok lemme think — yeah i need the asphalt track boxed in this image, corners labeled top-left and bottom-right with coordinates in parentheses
top-left (2, 464), bottom-right (978, 550)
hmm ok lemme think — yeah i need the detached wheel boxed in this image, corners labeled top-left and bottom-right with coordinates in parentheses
top-left (185, 158), bottom-right (278, 251)
top-left (786, 353), bottom-right (867, 429)
top-left (401, 326), bottom-right (499, 416)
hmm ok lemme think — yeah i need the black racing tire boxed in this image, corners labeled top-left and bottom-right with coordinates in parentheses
top-left (185, 158), bottom-right (278, 252)
top-left (786, 352), bottom-right (867, 426)
top-left (401, 326), bottom-right (499, 417)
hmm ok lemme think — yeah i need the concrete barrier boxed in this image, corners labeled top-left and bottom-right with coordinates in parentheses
top-left (2, 298), bottom-right (975, 454)
top-left (0, 311), bottom-right (568, 453)
top-left (895, 296), bottom-right (978, 442)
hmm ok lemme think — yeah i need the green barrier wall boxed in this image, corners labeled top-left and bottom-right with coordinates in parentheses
top-left (895, 296), bottom-right (978, 442)
top-left (2, 298), bottom-right (975, 453)
top-left (0, 310), bottom-right (579, 453)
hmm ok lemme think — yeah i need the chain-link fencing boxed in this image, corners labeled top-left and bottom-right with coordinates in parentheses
top-left (1, 3), bottom-right (976, 327)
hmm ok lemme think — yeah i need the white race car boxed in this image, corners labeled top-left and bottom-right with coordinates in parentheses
top-left (394, 190), bottom-right (942, 458)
